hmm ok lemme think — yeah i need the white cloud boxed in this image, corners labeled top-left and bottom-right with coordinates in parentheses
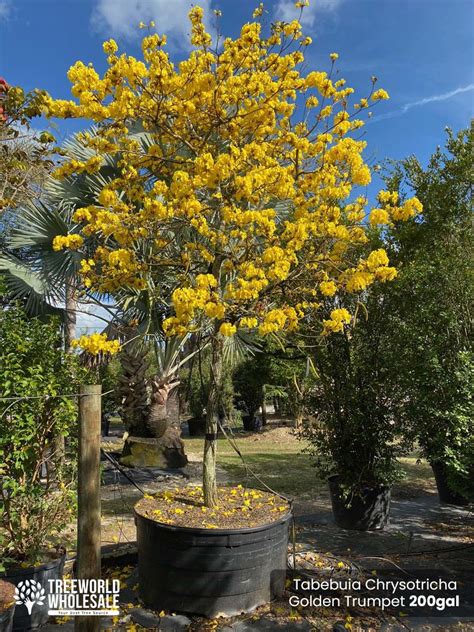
top-left (372, 84), bottom-right (474, 123)
top-left (275, 0), bottom-right (343, 27)
top-left (91, 0), bottom-right (213, 49)
top-left (0, 0), bottom-right (11, 21)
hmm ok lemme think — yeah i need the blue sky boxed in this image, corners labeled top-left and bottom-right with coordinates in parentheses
top-left (1, 0), bottom-right (472, 176)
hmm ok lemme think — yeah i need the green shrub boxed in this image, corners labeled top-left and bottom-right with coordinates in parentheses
top-left (0, 306), bottom-right (82, 567)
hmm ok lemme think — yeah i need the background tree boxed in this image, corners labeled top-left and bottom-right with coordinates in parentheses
top-left (0, 79), bottom-right (58, 316)
top-left (0, 79), bottom-right (54, 214)
top-left (383, 126), bottom-right (473, 500)
top-left (46, 6), bottom-right (420, 506)
top-left (301, 126), bottom-right (473, 499)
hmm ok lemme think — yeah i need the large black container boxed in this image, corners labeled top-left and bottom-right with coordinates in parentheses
top-left (135, 510), bottom-right (291, 618)
top-left (328, 475), bottom-right (391, 531)
top-left (431, 461), bottom-right (469, 507)
top-left (1, 553), bottom-right (65, 631)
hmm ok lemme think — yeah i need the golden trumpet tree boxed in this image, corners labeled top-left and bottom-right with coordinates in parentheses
top-left (46, 4), bottom-right (421, 506)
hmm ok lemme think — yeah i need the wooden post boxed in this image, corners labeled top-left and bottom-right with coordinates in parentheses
top-left (76, 384), bottom-right (102, 632)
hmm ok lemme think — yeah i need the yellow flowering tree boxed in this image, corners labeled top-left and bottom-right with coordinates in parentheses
top-left (46, 4), bottom-right (421, 506)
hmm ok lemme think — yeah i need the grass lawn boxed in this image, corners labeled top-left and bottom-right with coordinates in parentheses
top-left (182, 425), bottom-right (436, 500)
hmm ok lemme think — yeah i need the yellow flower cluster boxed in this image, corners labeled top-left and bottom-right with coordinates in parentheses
top-left (71, 333), bottom-right (121, 355)
top-left (219, 323), bottom-right (237, 337)
top-left (339, 248), bottom-right (398, 293)
top-left (322, 308), bottom-right (352, 334)
top-left (53, 234), bottom-right (84, 251)
top-left (375, 190), bottom-right (423, 223)
top-left (45, 5), bottom-right (421, 339)
top-left (53, 156), bottom-right (103, 180)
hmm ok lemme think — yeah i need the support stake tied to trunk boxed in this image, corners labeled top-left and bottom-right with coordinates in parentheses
top-left (76, 384), bottom-right (102, 632)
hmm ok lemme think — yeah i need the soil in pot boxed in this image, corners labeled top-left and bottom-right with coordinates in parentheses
top-left (328, 475), bottom-right (391, 531)
top-left (1, 550), bottom-right (65, 631)
top-left (0, 580), bottom-right (16, 632)
top-left (134, 486), bottom-right (291, 617)
top-left (431, 461), bottom-right (469, 507)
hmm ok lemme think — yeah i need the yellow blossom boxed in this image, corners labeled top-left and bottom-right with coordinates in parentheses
top-left (72, 333), bottom-right (121, 355)
top-left (52, 234), bottom-right (84, 251)
top-left (219, 323), bottom-right (237, 337)
top-left (366, 248), bottom-right (389, 271)
top-left (319, 280), bottom-right (337, 296)
top-left (369, 208), bottom-right (389, 226)
top-left (372, 88), bottom-right (389, 101)
top-left (322, 308), bottom-right (351, 334)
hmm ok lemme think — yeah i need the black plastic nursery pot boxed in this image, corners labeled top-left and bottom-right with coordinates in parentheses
top-left (431, 461), bottom-right (469, 507)
top-left (135, 509), bottom-right (291, 618)
top-left (1, 552), bottom-right (65, 632)
top-left (328, 475), bottom-right (391, 531)
top-left (187, 417), bottom-right (206, 437)
top-left (242, 415), bottom-right (261, 432)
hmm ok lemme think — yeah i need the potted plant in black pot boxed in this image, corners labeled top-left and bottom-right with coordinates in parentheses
top-left (422, 398), bottom-right (474, 507)
top-left (0, 308), bottom-right (79, 630)
top-left (416, 362), bottom-right (473, 507)
top-left (375, 129), bottom-right (474, 507)
top-left (301, 287), bottom-right (409, 531)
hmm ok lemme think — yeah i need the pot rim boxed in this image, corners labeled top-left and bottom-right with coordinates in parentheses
top-left (134, 508), bottom-right (292, 535)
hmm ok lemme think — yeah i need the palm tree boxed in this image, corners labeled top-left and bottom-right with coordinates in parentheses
top-left (5, 127), bottom-right (259, 455)
top-left (5, 129), bottom-right (206, 438)
top-left (5, 199), bottom-right (81, 348)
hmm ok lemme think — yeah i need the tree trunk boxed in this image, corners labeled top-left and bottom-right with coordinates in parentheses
top-left (147, 379), bottom-right (179, 437)
top-left (54, 279), bottom-right (77, 468)
top-left (203, 330), bottom-right (223, 508)
top-left (261, 384), bottom-right (267, 426)
top-left (119, 346), bottom-right (151, 436)
top-left (64, 279), bottom-right (77, 353)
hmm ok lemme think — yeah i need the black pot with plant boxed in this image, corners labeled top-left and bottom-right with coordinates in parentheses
top-left (300, 293), bottom-right (408, 531)
top-left (134, 486), bottom-right (291, 617)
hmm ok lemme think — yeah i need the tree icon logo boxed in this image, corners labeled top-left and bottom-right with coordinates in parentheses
top-left (14, 579), bottom-right (46, 614)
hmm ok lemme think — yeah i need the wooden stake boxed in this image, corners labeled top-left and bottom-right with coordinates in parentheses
top-left (76, 384), bottom-right (102, 632)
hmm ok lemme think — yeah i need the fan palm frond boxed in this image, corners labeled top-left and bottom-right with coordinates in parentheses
top-left (0, 252), bottom-right (62, 317)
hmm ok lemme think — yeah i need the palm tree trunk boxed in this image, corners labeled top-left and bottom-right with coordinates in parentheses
top-left (147, 379), bottom-right (179, 437)
top-left (203, 329), bottom-right (223, 508)
top-left (119, 346), bottom-right (151, 436)
top-left (64, 278), bottom-right (77, 353)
